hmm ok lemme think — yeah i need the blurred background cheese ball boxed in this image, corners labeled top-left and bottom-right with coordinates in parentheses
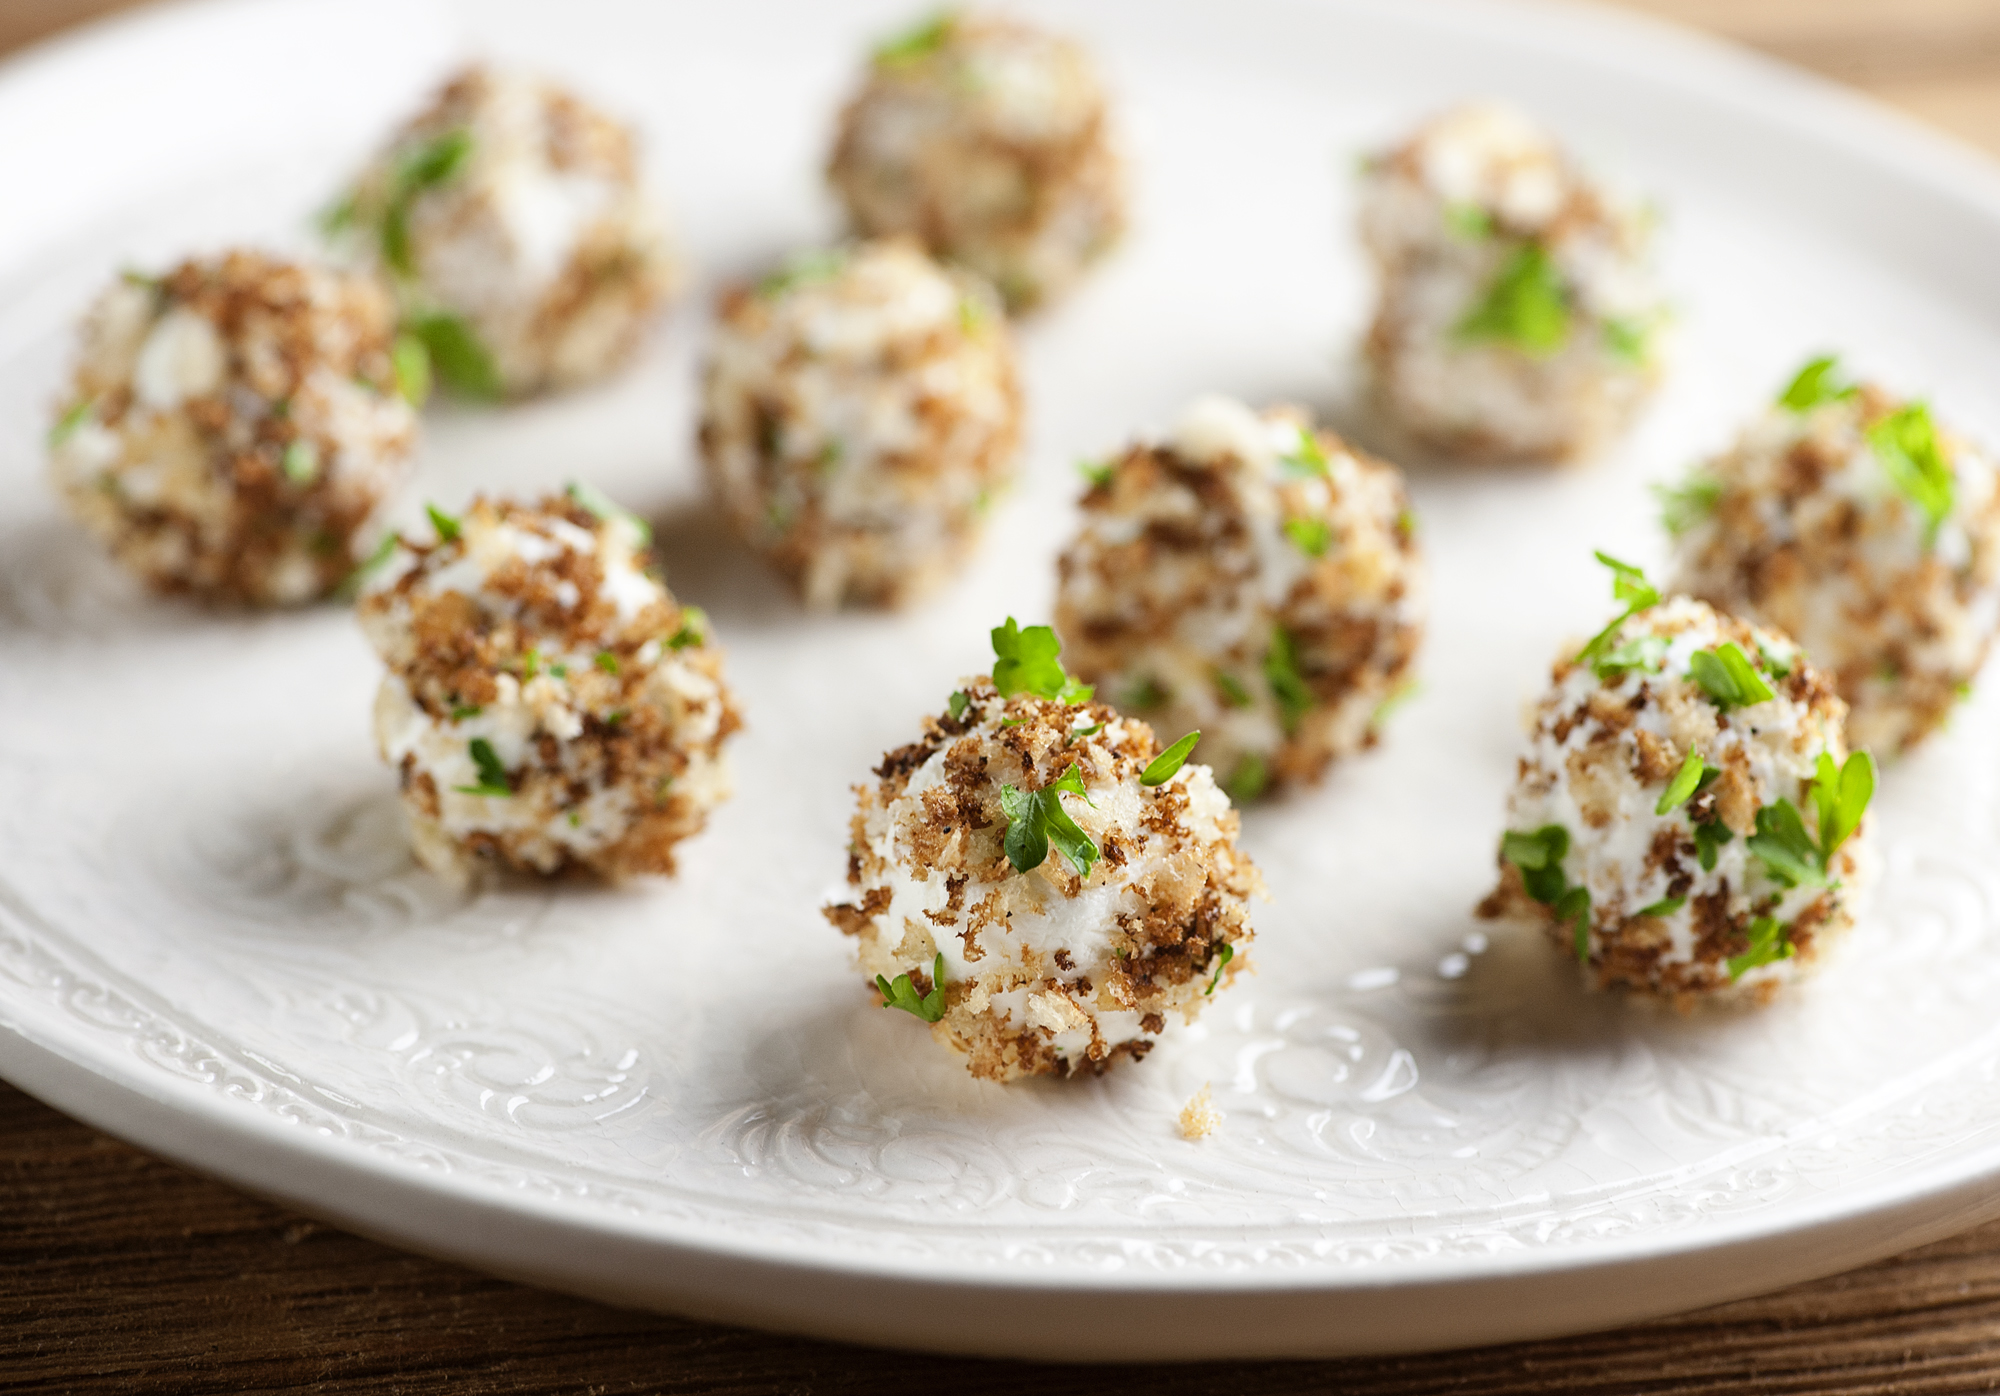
top-left (698, 238), bottom-right (1021, 609)
top-left (1664, 356), bottom-right (2000, 756)
top-left (329, 65), bottom-right (680, 398)
top-left (1482, 573), bottom-right (1872, 1008)
top-left (1055, 395), bottom-right (1425, 801)
top-left (358, 490), bottom-right (740, 884)
top-left (47, 250), bottom-right (418, 605)
top-left (1358, 102), bottom-right (1667, 462)
top-left (828, 9), bottom-right (1125, 311)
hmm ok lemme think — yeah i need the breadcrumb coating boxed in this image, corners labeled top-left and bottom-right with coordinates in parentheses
top-left (334, 65), bottom-right (680, 397)
top-left (1666, 375), bottom-right (2000, 755)
top-left (828, 10), bottom-right (1125, 310)
top-left (1479, 596), bottom-right (1867, 1006)
top-left (699, 238), bottom-right (1022, 609)
top-left (825, 680), bottom-right (1260, 1082)
top-left (1358, 102), bottom-right (1665, 462)
top-left (358, 493), bottom-right (741, 883)
top-left (47, 250), bottom-right (417, 605)
top-left (1055, 395), bottom-right (1425, 800)
top-left (1178, 1083), bottom-right (1220, 1141)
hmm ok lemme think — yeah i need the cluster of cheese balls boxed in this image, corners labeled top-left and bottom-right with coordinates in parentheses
top-left (44, 8), bottom-right (1996, 1092)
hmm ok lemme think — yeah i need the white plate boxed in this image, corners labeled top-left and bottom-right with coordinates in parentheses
top-left (6, 0), bottom-right (2000, 1363)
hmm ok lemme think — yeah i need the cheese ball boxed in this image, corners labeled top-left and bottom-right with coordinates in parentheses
top-left (1358, 102), bottom-right (1666, 462)
top-left (1664, 357), bottom-right (2000, 756)
top-left (824, 623), bottom-right (1259, 1082)
top-left (1479, 574), bottom-right (1874, 1007)
top-left (1054, 395), bottom-right (1425, 802)
top-left (46, 251), bottom-right (418, 605)
top-left (698, 238), bottom-right (1022, 609)
top-left (827, 10), bottom-right (1125, 310)
top-left (358, 491), bottom-right (741, 884)
top-left (329, 65), bottom-right (679, 398)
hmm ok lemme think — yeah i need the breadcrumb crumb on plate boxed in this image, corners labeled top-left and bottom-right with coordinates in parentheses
top-left (1178, 1082), bottom-right (1221, 1140)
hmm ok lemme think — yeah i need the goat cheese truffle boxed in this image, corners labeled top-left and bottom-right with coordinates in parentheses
top-left (47, 251), bottom-right (418, 605)
top-left (1054, 395), bottom-right (1425, 802)
top-left (827, 10), bottom-right (1125, 310)
top-left (1479, 556), bottom-right (1875, 1006)
top-left (699, 238), bottom-right (1022, 609)
top-left (1358, 102), bottom-right (1666, 461)
top-left (825, 621), bottom-right (1259, 1081)
top-left (358, 490), bottom-right (741, 883)
top-left (329, 65), bottom-right (679, 398)
top-left (1663, 356), bottom-right (2000, 756)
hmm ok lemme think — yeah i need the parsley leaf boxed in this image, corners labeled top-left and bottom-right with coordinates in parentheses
top-left (391, 331), bottom-right (432, 406)
top-left (1206, 942), bottom-right (1235, 995)
top-left (1809, 750), bottom-right (1874, 865)
top-left (381, 128), bottom-right (474, 275)
top-left (666, 606), bottom-right (707, 650)
top-left (1635, 896), bottom-right (1686, 919)
top-left (1370, 677), bottom-right (1422, 729)
top-left (1077, 457), bottom-right (1116, 490)
top-left (48, 399), bottom-right (92, 448)
top-left (1141, 730), bottom-right (1201, 787)
top-left (425, 503), bottom-right (462, 543)
top-left (1283, 516), bottom-right (1333, 558)
top-left (1557, 885), bottom-right (1592, 963)
top-left (876, 953), bottom-right (948, 1022)
top-left (1212, 669), bottom-right (1251, 708)
top-left (454, 736), bottom-right (512, 797)
top-left (990, 618), bottom-right (1092, 703)
top-left (281, 439), bottom-right (319, 484)
top-left (1867, 402), bottom-right (1954, 547)
top-left (407, 312), bottom-right (502, 400)
top-left (1501, 825), bottom-right (1570, 904)
top-left (1689, 642), bottom-right (1774, 709)
top-left (1594, 633), bottom-right (1668, 682)
top-left (1225, 754), bottom-right (1269, 803)
top-left (873, 9), bottom-right (955, 67)
top-left (1727, 915), bottom-right (1792, 980)
top-left (1655, 745), bottom-right (1712, 815)
top-left (947, 690), bottom-right (970, 720)
top-left (566, 479), bottom-right (653, 544)
top-left (1654, 473), bottom-right (1721, 537)
top-left (1123, 676), bottom-right (1168, 711)
top-left (1456, 241), bottom-right (1569, 357)
top-left (1778, 355), bottom-right (1858, 413)
top-left (1000, 762), bottom-right (1099, 879)
top-left (450, 704), bottom-right (481, 721)
top-left (1280, 426), bottom-right (1330, 479)
top-left (334, 532), bottom-right (400, 600)
top-left (1443, 202), bottom-right (1493, 240)
top-left (1694, 818), bottom-right (1733, 872)
top-left (1603, 315), bottom-right (1653, 367)
top-left (1575, 551), bottom-right (1662, 668)
top-left (1747, 800), bottom-right (1824, 888)
top-left (595, 651), bottom-right (620, 675)
top-left (757, 247), bottom-right (847, 299)
top-left (1263, 626), bottom-right (1313, 734)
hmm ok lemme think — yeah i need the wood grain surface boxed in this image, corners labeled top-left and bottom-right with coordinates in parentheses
top-left (8, 2), bottom-right (2000, 1391)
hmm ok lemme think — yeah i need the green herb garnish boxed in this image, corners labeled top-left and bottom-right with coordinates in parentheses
top-left (1778, 354), bottom-right (1857, 413)
top-left (1225, 754), bottom-right (1269, 803)
top-left (1603, 316), bottom-right (1652, 366)
top-left (1867, 402), bottom-right (1954, 547)
top-left (1123, 676), bottom-right (1167, 711)
top-left (1594, 633), bottom-right (1669, 683)
top-left (407, 311), bottom-right (501, 400)
top-left (566, 479), bottom-right (653, 544)
top-left (1205, 942), bottom-right (1235, 995)
top-left (1634, 896), bottom-right (1686, 919)
top-left (1371, 678), bottom-right (1422, 729)
top-left (947, 690), bottom-right (970, 720)
top-left (756, 247), bottom-right (847, 299)
top-left (1654, 746), bottom-right (1714, 816)
top-left (1280, 426), bottom-right (1331, 479)
top-left (1500, 825), bottom-right (1593, 960)
top-left (381, 128), bottom-right (474, 275)
top-left (1443, 202), bottom-right (1493, 240)
top-left (455, 737), bottom-right (512, 797)
top-left (877, 953), bottom-right (948, 1022)
top-left (391, 331), bottom-right (432, 406)
top-left (872, 9), bottom-right (955, 67)
top-left (1212, 669), bottom-right (1250, 708)
top-left (990, 618), bottom-right (1092, 703)
top-left (666, 606), bottom-right (708, 650)
top-left (1077, 457), bottom-right (1116, 490)
top-left (1141, 731), bottom-right (1201, 787)
top-left (1654, 473), bottom-right (1721, 537)
top-left (1810, 750), bottom-right (1875, 866)
top-left (1559, 886), bottom-right (1592, 963)
top-left (280, 439), bottom-right (319, 484)
top-left (450, 704), bottom-right (481, 721)
top-left (1283, 516), bottom-right (1333, 558)
top-left (1575, 551), bottom-right (1662, 669)
top-left (1694, 818), bottom-right (1732, 872)
top-left (425, 503), bottom-right (462, 543)
top-left (48, 399), bottom-right (92, 448)
top-left (317, 190), bottom-right (359, 237)
top-left (1263, 626), bottom-right (1313, 734)
top-left (1456, 241), bottom-right (1569, 357)
top-left (1726, 916), bottom-right (1792, 980)
top-left (1748, 800), bottom-right (1823, 888)
top-left (1689, 642), bottom-right (1774, 709)
top-left (595, 651), bottom-right (621, 675)
top-left (335, 532), bottom-right (400, 600)
top-left (1000, 762), bottom-right (1099, 879)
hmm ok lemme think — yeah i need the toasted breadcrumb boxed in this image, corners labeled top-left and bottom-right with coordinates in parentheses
top-left (1178, 1083), bottom-right (1220, 1141)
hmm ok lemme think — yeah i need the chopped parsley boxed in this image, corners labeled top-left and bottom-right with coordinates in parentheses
top-left (877, 953), bottom-right (948, 1022)
top-left (1810, 749), bottom-right (1875, 867)
top-left (947, 690), bottom-right (970, 720)
top-left (1206, 942), bottom-right (1235, 995)
top-left (455, 737), bottom-right (512, 797)
top-left (1443, 202), bottom-right (1493, 240)
top-left (989, 618), bottom-right (1093, 703)
top-left (757, 247), bottom-right (847, 298)
top-left (1759, 644), bottom-right (1795, 679)
top-left (567, 479), bottom-right (653, 544)
top-left (1141, 730), bottom-right (1201, 787)
top-left (280, 439), bottom-right (319, 484)
top-left (1693, 817), bottom-right (1733, 872)
top-left (1283, 515), bottom-right (1333, 558)
top-left (48, 399), bottom-right (92, 448)
top-left (872, 9), bottom-right (955, 67)
top-left (1654, 745), bottom-right (1716, 816)
top-left (1688, 642), bottom-right (1774, 709)
top-left (334, 532), bottom-right (400, 600)
top-left (1370, 677), bottom-right (1422, 729)
top-left (1263, 626), bottom-right (1313, 734)
top-left (317, 190), bottom-right (359, 237)
top-left (1778, 354), bottom-right (1858, 413)
top-left (1594, 633), bottom-right (1668, 683)
top-left (1500, 824), bottom-right (1592, 962)
top-left (1602, 315), bottom-right (1653, 367)
top-left (1726, 915), bottom-right (1792, 980)
top-left (1067, 720), bottom-right (1105, 744)
top-left (450, 704), bottom-right (481, 721)
top-left (1077, 457), bottom-right (1116, 490)
top-left (1575, 551), bottom-right (1661, 669)
top-left (406, 312), bottom-right (501, 400)
top-left (425, 502), bottom-right (462, 543)
top-left (1122, 676), bottom-right (1168, 710)
top-left (1225, 754), bottom-right (1269, 803)
top-left (595, 651), bottom-right (621, 675)
top-left (666, 606), bottom-right (708, 650)
top-left (1212, 669), bottom-right (1251, 708)
top-left (1654, 472), bottom-right (1721, 537)
top-left (1634, 896), bottom-right (1686, 919)
top-left (391, 331), bottom-right (431, 406)
top-left (1456, 241), bottom-right (1569, 357)
top-left (1280, 426), bottom-right (1330, 479)
top-left (1395, 507), bottom-right (1417, 540)
top-left (1867, 402), bottom-right (1954, 547)
top-left (381, 128), bottom-right (474, 275)
top-left (999, 762), bottom-right (1099, 879)
top-left (817, 439), bottom-right (845, 476)
top-left (1748, 800), bottom-right (1823, 887)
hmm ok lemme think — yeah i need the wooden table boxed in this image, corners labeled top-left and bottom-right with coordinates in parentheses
top-left (9, 2), bottom-right (2000, 1390)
